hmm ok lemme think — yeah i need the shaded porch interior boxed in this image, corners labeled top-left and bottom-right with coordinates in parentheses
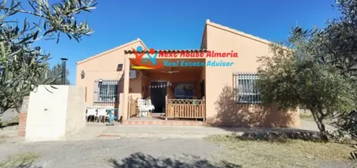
top-left (128, 59), bottom-right (206, 120)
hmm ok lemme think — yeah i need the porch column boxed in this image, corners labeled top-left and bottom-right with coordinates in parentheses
top-left (122, 55), bottom-right (130, 120)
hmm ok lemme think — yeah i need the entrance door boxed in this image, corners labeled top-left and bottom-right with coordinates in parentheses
top-left (150, 81), bottom-right (167, 113)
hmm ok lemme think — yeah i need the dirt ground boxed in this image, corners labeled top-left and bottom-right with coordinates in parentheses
top-left (0, 137), bottom-right (228, 168)
top-left (0, 120), bottom-right (354, 168)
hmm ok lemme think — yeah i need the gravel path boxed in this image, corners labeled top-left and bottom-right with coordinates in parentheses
top-left (0, 119), bottom-right (329, 168)
top-left (68, 119), bottom-right (323, 141)
top-left (68, 124), bottom-right (234, 141)
top-left (0, 137), bottom-right (225, 168)
top-left (0, 125), bottom-right (234, 167)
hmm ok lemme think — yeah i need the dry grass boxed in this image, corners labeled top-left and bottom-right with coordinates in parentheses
top-left (0, 153), bottom-right (39, 168)
top-left (207, 135), bottom-right (356, 168)
top-left (0, 135), bottom-right (8, 144)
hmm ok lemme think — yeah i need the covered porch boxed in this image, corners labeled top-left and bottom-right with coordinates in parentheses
top-left (124, 58), bottom-right (206, 121)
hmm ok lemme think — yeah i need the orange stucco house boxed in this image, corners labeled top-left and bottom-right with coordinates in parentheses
top-left (76, 20), bottom-right (300, 127)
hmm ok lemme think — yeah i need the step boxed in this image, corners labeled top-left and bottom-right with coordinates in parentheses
top-left (122, 120), bottom-right (204, 126)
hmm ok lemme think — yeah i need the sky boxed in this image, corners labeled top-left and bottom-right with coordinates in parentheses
top-left (36, 0), bottom-right (340, 84)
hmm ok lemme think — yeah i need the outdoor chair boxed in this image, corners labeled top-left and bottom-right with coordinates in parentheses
top-left (137, 99), bottom-right (151, 117)
top-left (146, 99), bottom-right (155, 112)
top-left (97, 108), bottom-right (108, 122)
top-left (86, 108), bottom-right (97, 122)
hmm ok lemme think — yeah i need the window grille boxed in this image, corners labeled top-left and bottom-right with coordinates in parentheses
top-left (94, 80), bottom-right (119, 103)
top-left (233, 73), bottom-right (261, 104)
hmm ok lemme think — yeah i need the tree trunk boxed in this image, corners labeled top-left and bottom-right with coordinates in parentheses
top-left (310, 109), bottom-right (329, 141)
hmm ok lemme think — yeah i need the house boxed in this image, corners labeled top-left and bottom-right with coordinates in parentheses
top-left (76, 20), bottom-right (300, 127)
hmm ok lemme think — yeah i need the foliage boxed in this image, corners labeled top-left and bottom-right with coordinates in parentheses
top-left (258, 43), bottom-right (355, 140)
top-left (0, 0), bottom-right (96, 113)
top-left (257, 0), bottom-right (357, 140)
top-left (257, 45), bottom-right (298, 109)
top-left (334, 110), bottom-right (357, 139)
top-left (311, 0), bottom-right (357, 79)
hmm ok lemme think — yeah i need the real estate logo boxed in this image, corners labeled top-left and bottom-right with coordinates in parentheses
top-left (130, 46), bottom-right (164, 70)
top-left (130, 46), bottom-right (238, 70)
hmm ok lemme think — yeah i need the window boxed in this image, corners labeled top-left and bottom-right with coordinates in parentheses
top-left (80, 70), bottom-right (85, 79)
top-left (116, 64), bottom-right (123, 71)
top-left (95, 80), bottom-right (118, 103)
top-left (174, 83), bottom-right (194, 99)
top-left (233, 73), bottom-right (261, 104)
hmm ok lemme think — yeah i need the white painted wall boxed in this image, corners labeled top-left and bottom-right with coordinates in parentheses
top-left (25, 85), bottom-right (85, 141)
top-left (65, 86), bottom-right (86, 135)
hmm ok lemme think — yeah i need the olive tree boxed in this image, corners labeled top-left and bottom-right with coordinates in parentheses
top-left (0, 0), bottom-right (96, 113)
top-left (258, 42), bottom-right (355, 140)
top-left (312, 0), bottom-right (357, 79)
top-left (257, 0), bottom-right (357, 140)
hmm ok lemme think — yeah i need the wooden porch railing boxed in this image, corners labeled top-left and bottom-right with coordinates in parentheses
top-left (128, 97), bottom-right (138, 118)
top-left (166, 98), bottom-right (205, 120)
